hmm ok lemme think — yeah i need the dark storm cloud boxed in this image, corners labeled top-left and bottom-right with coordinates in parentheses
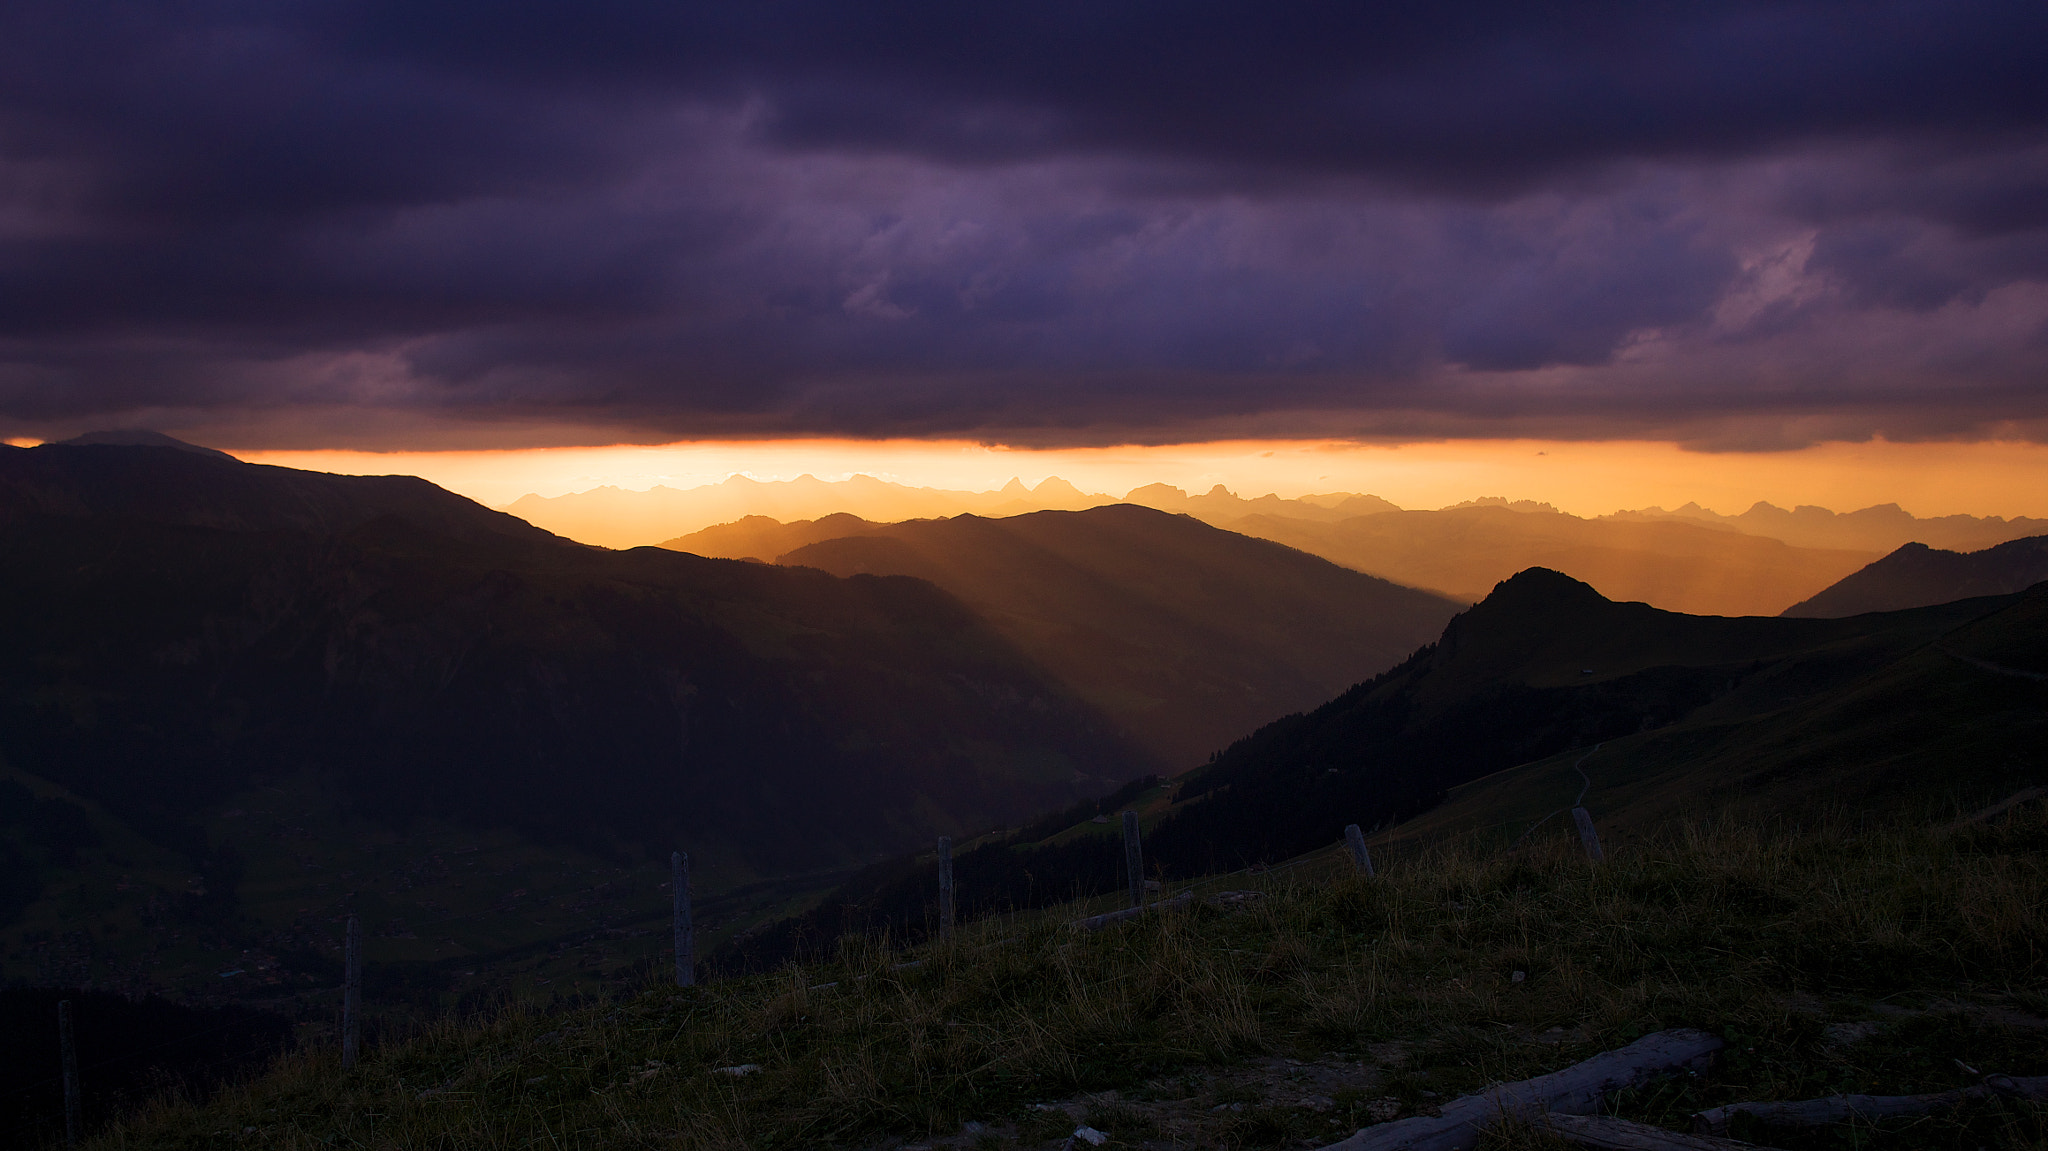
top-left (1, 0), bottom-right (2045, 446)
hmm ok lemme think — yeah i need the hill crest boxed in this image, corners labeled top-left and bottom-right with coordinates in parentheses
top-left (1783, 534), bottom-right (2048, 617)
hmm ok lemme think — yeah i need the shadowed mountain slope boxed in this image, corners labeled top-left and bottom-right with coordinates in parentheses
top-left (758, 505), bottom-right (1464, 768)
top-left (1782, 535), bottom-right (2048, 618)
top-left (1381, 579), bottom-right (2048, 856)
top-left (0, 515), bottom-right (1134, 874)
top-left (0, 444), bottom-right (1159, 1003)
top-left (2, 437), bottom-right (566, 547)
top-left (665, 512), bottom-right (889, 561)
top-left (1222, 505), bottom-right (1876, 616)
top-left (1152, 568), bottom-right (2034, 870)
top-left (723, 569), bottom-right (2039, 966)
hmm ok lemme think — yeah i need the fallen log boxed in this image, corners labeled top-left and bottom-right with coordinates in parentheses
top-left (1320, 1028), bottom-right (1725, 1151)
top-left (1072, 889), bottom-right (1193, 931)
top-left (1692, 1075), bottom-right (2048, 1135)
top-left (1543, 1113), bottom-right (1780, 1151)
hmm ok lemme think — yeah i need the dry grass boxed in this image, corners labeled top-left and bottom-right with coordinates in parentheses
top-left (79, 804), bottom-right (2048, 1150)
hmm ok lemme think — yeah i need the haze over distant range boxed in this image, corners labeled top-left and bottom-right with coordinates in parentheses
top-left (512, 473), bottom-right (2048, 554)
top-left (500, 471), bottom-right (2045, 616)
top-left (4, 1), bottom-right (2045, 1114)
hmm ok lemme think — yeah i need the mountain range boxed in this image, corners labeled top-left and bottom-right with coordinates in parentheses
top-left (1606, 499), bottom-right (2048, 554)
top-left (724, 566), bottom-right (2043, 968)
top-left (504, 474), bottom-right (1116, 548)
top-left (673, 500), bottom-right (1882, 618)
top-left (672, 505), bottom-right (1463, 767)
top-left (10, 437), bottom-right (2042, 1016)
top-left (1211, 504), bottom-right (1875, 616)
top-left (550, 474), bottom-right (2047, 616)
top-left (0, 440), bottom-right (1151, 1003)
top-left (510, 471), bottom-right (2046, 559)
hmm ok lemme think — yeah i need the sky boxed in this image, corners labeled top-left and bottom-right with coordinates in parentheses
top-left (3, 1), bottom-right (2046, 508)
top-left (230, 438), bottom-right (2048, 520)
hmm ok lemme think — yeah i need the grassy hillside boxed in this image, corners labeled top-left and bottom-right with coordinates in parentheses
top-left (1359, 580), bottom-right (2048, 861)
top-left (763, 505), bottom-right (1463, 768)
top-left (63, 803), bottom-right (2048, 1150)
top-left (1223, 505), bottom-right (1876, 616)
top-left (1140, 570), bottom-right (2032, 874)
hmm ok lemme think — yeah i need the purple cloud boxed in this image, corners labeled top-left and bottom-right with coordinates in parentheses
top-left (0, 1), bottom-right (2044, 447)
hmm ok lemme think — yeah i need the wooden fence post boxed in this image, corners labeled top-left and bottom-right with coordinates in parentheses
top-left (1122, 811), bottom-right (1144, 909)
top-left (58, 999), bottom-right (80, 1146)
top-left (937, 836), bottom-right (955, 938)
top-left (1571, 806), bottom-right (1605, 862)
top-left (1344, 823), bottom-right (1375, 876)
top-left (342, 914), bottom-right (361, 1068)
top-left (672, 851), bottom-right (694, 987)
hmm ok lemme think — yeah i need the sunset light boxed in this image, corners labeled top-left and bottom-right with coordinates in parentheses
top-left (5, 2), bottom-right (2044, 1142)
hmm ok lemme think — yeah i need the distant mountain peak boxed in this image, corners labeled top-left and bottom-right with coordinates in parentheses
top-left (53, 429), bottom-right (235, 460)
top-left (1032, 476), bottom-right (1085, 498)
top-left (1124, 482), bottom-right (1187, 501)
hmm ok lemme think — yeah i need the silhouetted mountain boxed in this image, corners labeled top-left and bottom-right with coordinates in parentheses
top-left (0, 518), bottom-right (1134, 872)
top-left (505, 474), bottom-right (1116, 547)
top-left (666, 512), bottom-right (889, 562)
top-left (54, 429), bottom-right (237, 458)
top-left (0, 444), bottom-right (1156, 1004)
top-left (1384, 577), bottom-right (2048, 851)
top-left (1122, 482), bottom-right (1401, 523)
top-left (762, 505), bottom-right (1463, 768)
top-left (1222, 504), bottom-right (1875, 615)
top-left (1606, 500), bottom-right (2048, 554)
top-left (1782, 535), bottom-right (2048, 618)
top-left (728, 570), bottom-right (2037, 962)
top-left (1145, 568), bottom-right (2015, 870)
top-left (1, 437), bottom-right (564, 547)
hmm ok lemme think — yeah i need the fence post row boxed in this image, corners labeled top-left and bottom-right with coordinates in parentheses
top-left (1122, 811), bottom-right (1144, 909)
top-left (936, 836), bottom-right (955, 938)
top-left (59, 999), bottom-right (80, 1147)
top-left (1344, 823), bottom-right (1374, 877)
top-left (1571, 806), bottom-right (1605, 862)
top-left (341, 915), bottom-right (361, 1068)
top-left (673, 851), bottom-right (694, 987)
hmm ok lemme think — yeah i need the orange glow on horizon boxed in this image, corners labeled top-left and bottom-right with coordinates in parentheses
top-left (230, 436), bottom-right (2048, 522)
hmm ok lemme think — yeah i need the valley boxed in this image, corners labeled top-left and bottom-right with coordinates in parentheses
top-left (4, 442), bottom-right (2043, 1150)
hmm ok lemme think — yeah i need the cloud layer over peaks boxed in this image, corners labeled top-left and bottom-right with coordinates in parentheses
top-left (2, 0), bottom-right (2045, 447)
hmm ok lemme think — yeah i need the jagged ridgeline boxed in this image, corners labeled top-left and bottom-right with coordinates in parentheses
top-left (724, 569), bottom-right (2046, 969)
top-left (0, 440), bottom-right (1147, 893)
